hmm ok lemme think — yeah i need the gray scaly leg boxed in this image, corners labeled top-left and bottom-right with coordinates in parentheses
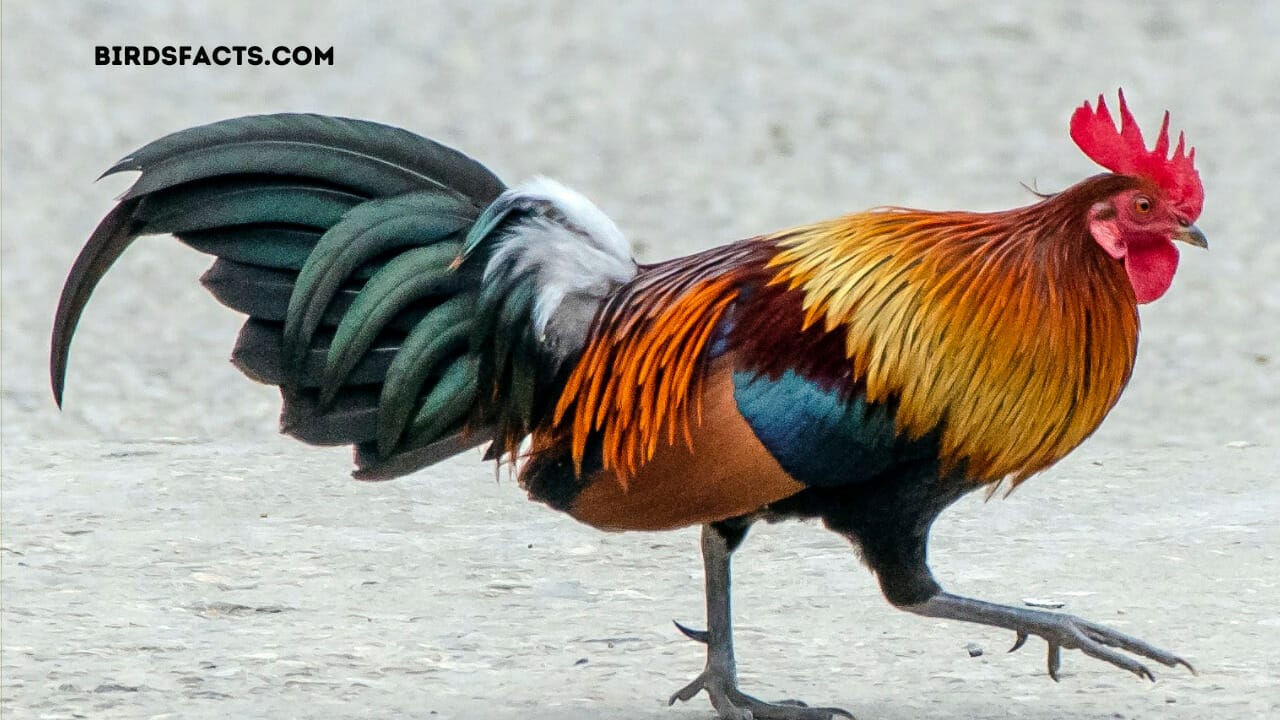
top-left (669, 522), bottom-right (854, 720)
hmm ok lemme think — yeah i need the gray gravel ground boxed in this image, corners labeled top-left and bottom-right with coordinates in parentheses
top-left (3, 2), bottom-right (1278, 719)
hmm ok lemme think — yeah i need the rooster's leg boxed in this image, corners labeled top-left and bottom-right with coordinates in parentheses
top-left (906, 592), bottom-right (1195, 681)
top-left (669, 520), bottom-right (854, 720)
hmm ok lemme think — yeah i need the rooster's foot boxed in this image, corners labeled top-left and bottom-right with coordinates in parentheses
top-left (668, 666), bottom-right (853, 720)
top-left (911, 592), bottom-right (1195, 681)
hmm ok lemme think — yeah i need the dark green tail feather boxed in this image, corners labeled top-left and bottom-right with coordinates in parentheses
top-left (375, 295), bottom-right (474, 455)
top-left (108, 114), bottom-right (505, 202)
top-left (136, 181), bottom-right (362, 234)
top-left (184, 228), bottom-right (325, 272)
top-left (406, 356), bottom-right (481, 451)
top-left (281, 387), bottom-right (381, 446)
top-left (51, 198), bottom-right (144, 407)
top-left (201, 258), bottom-right (451, 322)
top-left (232, 320), bottom-right (401, 388)
top-left (51, 113), bottom-right (513, 478)
top-left (353, 427), bottom-right (494, 481)
top-left (319, 241), bottom-right (463, 407)
top-left (282, 192), bottom-right (474, 386)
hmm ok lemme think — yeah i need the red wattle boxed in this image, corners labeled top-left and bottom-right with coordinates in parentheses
top-left (1123, 240), bottom-right (1179, 303)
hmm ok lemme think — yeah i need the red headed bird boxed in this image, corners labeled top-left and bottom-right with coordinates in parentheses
top-left (52, 90), bottom-right (1205, 719)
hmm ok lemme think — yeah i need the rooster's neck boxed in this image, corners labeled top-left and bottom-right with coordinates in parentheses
top-left (763, 191), bottom-right (1140, 485)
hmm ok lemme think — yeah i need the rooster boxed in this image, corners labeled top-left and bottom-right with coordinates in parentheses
top-left (52, 90), bottom-right (1205, 720)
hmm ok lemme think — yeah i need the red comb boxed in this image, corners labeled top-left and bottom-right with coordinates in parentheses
top-left (1070, 89), bottom-right (1203, 221)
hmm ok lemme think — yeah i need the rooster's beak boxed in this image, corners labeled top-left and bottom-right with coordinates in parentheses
top-left (1175, 223), bottom-right (1208, 249)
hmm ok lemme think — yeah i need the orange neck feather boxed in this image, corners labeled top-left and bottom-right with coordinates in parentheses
top-left (769, 186), bottom-right (1140, 484)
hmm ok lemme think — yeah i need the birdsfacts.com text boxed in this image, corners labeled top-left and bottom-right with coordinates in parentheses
top-left (95, 45), bottom-right (334, 67)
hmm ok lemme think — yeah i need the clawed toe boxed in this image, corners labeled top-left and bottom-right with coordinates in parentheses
top-left (914, 593), bottom-right (1194, 683)
top-left (1004, 614), bottom-right (1193, 682)
top-left (669, 669), bottom-right (854, 720)
top-left (668, 670), bottom-right (710, 706)
top-left (1008, 631), bottom-right (1028, 653)
top-left (673, 619), bottom-right (709, 644)
top-left (724, 690), bottom-right (854, 720)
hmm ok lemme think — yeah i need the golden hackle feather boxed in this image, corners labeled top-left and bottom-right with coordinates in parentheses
top-left (769, 195), bottom-right (1139, 485)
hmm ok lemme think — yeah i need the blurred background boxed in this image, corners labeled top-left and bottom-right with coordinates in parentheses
top-left (3, 2), bottom-right (1277, 719)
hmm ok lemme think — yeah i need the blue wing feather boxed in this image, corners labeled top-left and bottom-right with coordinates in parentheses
top-left (732, 368), bottom-right (901, 488)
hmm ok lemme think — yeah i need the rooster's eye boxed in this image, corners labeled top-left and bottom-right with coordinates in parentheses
top-left (1134, 196), bottom-right (1153, 214)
